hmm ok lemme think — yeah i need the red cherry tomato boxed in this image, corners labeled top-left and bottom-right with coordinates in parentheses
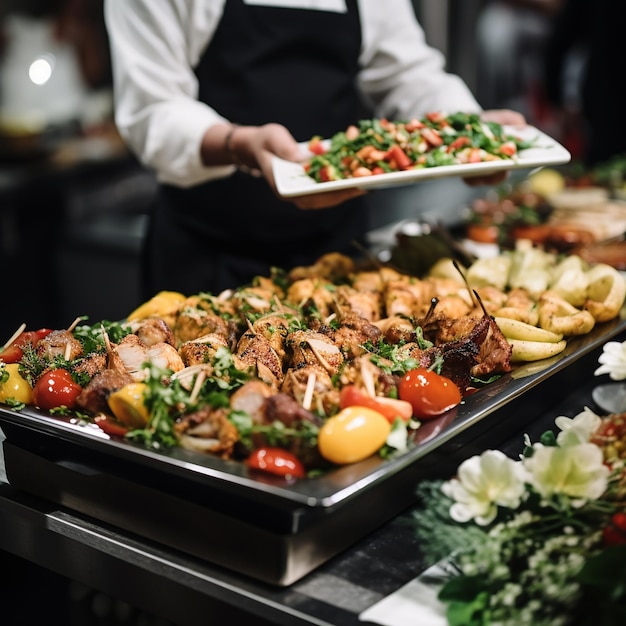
top-left (308, 136), bottom-right (327, 155)
top-left (385, 145), bottom-right (412, 170)
top-left (0, 328), bottom-right (52, 364)
top-left (398, 368), bottom-right (462, 419)
top-left (339, 385), bottom-right (413, 423)
top-left (603, 525), bottom-right (626, 547)
top-left (611, 512), bottom-right (626, 533)
top-left (94, 414), bottom-right (130, 438)
top-left (246, 447), bottom-right (306, 479)
top-left (32, 369), bottom-right (82, 410)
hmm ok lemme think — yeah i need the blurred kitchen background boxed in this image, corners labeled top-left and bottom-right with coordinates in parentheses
top-left (0, 0), bottom-right (582, 341)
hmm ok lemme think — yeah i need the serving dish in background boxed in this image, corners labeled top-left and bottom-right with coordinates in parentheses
top-left (1, 309), bottom-right (625, 586)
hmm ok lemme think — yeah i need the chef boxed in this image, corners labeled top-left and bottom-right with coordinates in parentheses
top-left (104, 0), bottom-right (524, 297)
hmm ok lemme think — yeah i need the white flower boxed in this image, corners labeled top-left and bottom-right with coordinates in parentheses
top-left (554, 407), bottom-right (602, 446)
top-left (441, 449), bottom-right (526, 525)
top-left (524, 443), bottom-right (609, 503)
top-left (594, 340), bottom-right (626, 380)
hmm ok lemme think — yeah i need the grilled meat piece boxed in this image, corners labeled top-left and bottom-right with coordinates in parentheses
top-left (127, 317), bottom-right (176, 347)
top-left (287, 252), bottom-right (355, 283)
top-left (230, 380), bottom-right (274, 423)
top-left (334, 285), bottom-right (383, 322)
top-left (287, 329), bottom-right (344, 376)
top-left (281, 365), bottom-right (339, 416)
top-left (115, 334), bottom-right (184, 381)
top-left (175, 406), bottom-right (239, 458)
top-left (178, 333), bottom-right (229, 368)
top-left (174, 306), bottom-right (235, 345)
top-left (263, 393), bottom-right (322, 428)
top-left (36, 329), bottom-right (83, 361)
top-left (75, 368), bottom-right (134, 414)
top-left (235, 330), bottom-right (284, 389)
top-left (73, 352), bottom-right (107, 379)
top-left (332, 312), bottom-right (383, 359)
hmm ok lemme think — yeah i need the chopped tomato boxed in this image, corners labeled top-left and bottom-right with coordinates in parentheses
top-left (371, 166), bottom-right (385, 175)
top-left (340, 385), bottom-right (413, 423)
top-left (94, 414), bottom-right (130, 438)
top-left (0, 328), bottom-right (53, 364)
top-left (308, 136), bottom-right (326, 155)
top-left (425, 111), bottom-right (447, 124)
top-left (398, 368), bottom-right (461, 419)
top-left (405, 118), bottom-right (425, 132)
top-left (246, 447), bottom-right (306, 479)
top-left (499, 141), bottom-right (517, 157)
top-left (318, 165), bottom-right (336, 182)
top-left (448, 136), bottom-right (471, 152)
top-left (32, 368), bottom-right (82, 410)
top-left (468, 148), bottom-right (483, 163)
top-left (420, 127), bottom-right (443, 147)
top-left (466, 223), bottom-right (500, 244)
top-left (385, 145), bottom-right (412, 170)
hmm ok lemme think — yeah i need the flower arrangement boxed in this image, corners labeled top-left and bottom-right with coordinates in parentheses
top-left (413, 341), bottom-right (626, 626)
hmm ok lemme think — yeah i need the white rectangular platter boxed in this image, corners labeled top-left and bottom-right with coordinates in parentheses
top-left (273, 125), bottom-right (571, 198)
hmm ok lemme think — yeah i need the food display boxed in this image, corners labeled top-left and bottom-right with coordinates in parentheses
top-left (303, 112), bottom-right (532, 183)
top-left (463, 165), bottom-right (626, 254)
top-left (1, 247), bottom-right (624, 481)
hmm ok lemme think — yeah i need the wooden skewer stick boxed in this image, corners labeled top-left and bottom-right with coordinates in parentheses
top-left (67, 317), bottom-right (83, 333)
top-left (189, 369), bottom-right (207, 404)
top-left (360, 359), bottom-right (377, 398)
top-left (452, 259), bottom-right (477, 308)
top-left (302, 372), bottom-right (316, 411)
top-left (2, 323), bottom-right (26, 351)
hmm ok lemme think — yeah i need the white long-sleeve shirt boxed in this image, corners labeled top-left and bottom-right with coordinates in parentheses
top-left (104, 0), bottom-right (481, 187)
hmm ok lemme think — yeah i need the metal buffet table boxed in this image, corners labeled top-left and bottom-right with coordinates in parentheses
top-left (1, 325), bottom-right (621, 626)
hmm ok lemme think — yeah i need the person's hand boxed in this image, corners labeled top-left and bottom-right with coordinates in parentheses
top-left (462, 108), bottom-right (527, 186)
top-left (235, 123), bottom-right (366, 210)
top-left (480, 109), bottom-right (526, 127)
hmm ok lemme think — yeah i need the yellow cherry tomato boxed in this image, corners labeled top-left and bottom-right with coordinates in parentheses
top-left (0, 363), bottom-right (34, 405)
top-left (318, 406), bottom-right (392, 465)
top-left (107, 383), bottom-right (150, 428)
top-left (126, 290), bottom-right (186, 322)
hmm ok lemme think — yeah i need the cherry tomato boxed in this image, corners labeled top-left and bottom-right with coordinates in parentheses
top-left (447, 136), bottom-right (471, 152)
top-left (339, 385), bottom-right (413, 423)
top-left (385, 145), bottom-right (412, 170)
top-left (603, 524), bottom-right (626, 547)
top-left (498, 141), bottom-right (518, 157)
top-left (611, 512), bottom-right (626, 533)
top-left (420, 127), bottom-right (443, 147)
top-left (318, 406), bottom-right (391, 465)
top-left (398, 368), bottom-right (461, 419)
top-left (308, 136), bottom-right (327, 156)
top-left (94, 414), bottom-right (130, 438)
top-left (32, 369), bottom-right (82, 410)
top-left (466, 223), bottom-right (500, 244)
top-left (0, 328), bottom-right (52, 364)
top-left (246, 447), bottom-right (306, 479)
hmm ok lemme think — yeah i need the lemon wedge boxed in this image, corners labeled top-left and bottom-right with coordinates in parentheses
top-left (107, 383), bottom-right (150, 428)
top-left (126, 291), bottom-right (186, 322)
top-left (528, 168), bottom-right (565, 197)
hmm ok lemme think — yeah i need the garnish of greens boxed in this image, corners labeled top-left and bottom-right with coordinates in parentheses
top-left (304, 113), bottom-right (534, 183)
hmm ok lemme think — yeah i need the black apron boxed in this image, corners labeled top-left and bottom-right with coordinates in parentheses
top-left (143, 0), bottom-right (368, 297)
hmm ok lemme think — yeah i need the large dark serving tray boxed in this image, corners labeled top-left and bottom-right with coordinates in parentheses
top-left (2, 312), bottom-right (626, 585)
